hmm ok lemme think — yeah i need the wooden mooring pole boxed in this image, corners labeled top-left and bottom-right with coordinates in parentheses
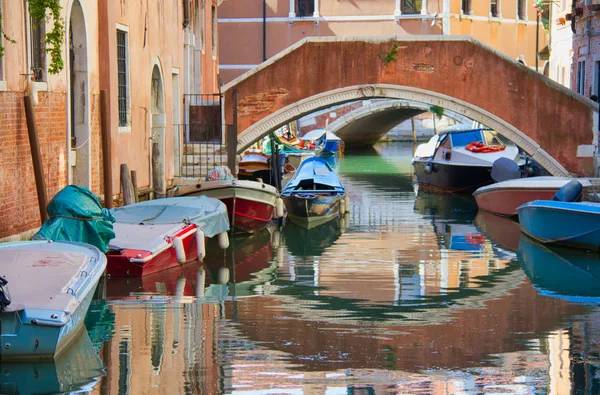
top-left (24, 95), bottom-right (49, 224)
top-left (100, 90), bottom-right (113, 208)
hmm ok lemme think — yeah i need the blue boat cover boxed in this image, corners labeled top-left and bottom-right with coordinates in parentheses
top-left (282, 157), bottom-right (345, 195)
top-left (110, 196), bottom-right (230, 238)
top-left (31, 185), bottom-right (116, 253)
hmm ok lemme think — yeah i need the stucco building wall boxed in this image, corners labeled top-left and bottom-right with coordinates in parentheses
top-left (218, 0), bottom-right (547, 84)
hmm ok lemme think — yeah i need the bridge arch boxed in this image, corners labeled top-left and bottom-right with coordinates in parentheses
top-left (236, 84), bottom-right (570, 176)
top-left (326, 99), bottom-right (473, 142)
top-left (223, 36), bottom-right (599, 176)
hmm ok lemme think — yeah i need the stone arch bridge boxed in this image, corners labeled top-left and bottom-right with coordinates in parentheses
top-left (222, 36), bottom-right (599, 177)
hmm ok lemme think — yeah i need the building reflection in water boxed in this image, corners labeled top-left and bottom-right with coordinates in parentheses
top-left (86, 143), bottom-right (600, 394)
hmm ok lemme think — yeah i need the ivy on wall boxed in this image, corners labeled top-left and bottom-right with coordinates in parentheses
top-left (0, 0), bottom-right (65, 74)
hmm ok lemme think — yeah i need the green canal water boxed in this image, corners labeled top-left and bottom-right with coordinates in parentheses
top-left (9, 142), bottom-right (600, 394)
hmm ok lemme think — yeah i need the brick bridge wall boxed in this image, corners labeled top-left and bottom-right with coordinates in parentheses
top-left (223, 36), bottom-right (598, 177)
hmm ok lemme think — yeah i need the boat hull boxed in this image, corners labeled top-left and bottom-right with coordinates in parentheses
top-left (322, 140), bottom-right (344, 155)
top-left (283, 193), bottom-right (343, 228)
top-left (473, 177), bottom-right (587, 216)
top-left (0, 241), bottom-right (106, 360)
top-left (172, 180), bottom-right (279, 234)
top-left (106, 223), bottom-right (201, 277)
top-left (517, 201), bottom-right (600, 250)
top-left (413, 160), bottom-right (495, 193)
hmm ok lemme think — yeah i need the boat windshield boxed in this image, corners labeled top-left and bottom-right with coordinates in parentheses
top-left (449, 130), bottom-right (483, 147)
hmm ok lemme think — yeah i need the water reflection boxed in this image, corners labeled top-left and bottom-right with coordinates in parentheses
top-left (474, 210), bottom-right (521, 251)
top-left (283, 216), bottom-right (343, 257)
top-left (518, 234), bottom-right (600, 303)
top-left (0, 330), bottom-right (104, 394)
top-left (78, 142), bottom-right (600, 394)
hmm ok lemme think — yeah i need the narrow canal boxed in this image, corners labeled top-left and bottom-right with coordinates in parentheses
top-left (68, 142), bottom-right (600, 393)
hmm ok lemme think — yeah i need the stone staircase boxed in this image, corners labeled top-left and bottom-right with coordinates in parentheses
top-left (178, 143), bottom-right (230, 180)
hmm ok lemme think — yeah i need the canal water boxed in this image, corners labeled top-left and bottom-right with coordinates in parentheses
top-left (10, 142), bottom-right (600, 394)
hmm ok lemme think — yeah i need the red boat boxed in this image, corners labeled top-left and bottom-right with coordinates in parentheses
top-left (106, 228), bottom-right (275, 298)
top-left (106, 196), bottom-right (230, 277)
top-left (171, 179), bottom-right (284, 234)
top-left (473, 176), bottom-right (596, 217)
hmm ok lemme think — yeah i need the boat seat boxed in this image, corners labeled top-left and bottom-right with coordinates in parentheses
top-left (553, 180), bottom-right (583, 202)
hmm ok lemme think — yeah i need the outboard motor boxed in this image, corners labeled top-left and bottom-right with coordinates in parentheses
top-left (553, 180), bottom-right (583, 202)
top-left (491, 157), bottom-right (521, 183)
top-left (0, 276), bottom-right (10, 312)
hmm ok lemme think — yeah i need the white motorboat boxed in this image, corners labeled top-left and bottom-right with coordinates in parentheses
top-left (0, 240), bottom-right (106, 360)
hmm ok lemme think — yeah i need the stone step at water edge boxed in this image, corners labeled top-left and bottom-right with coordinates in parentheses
top-left (181, 154), bottom-right (229, 165)
top-left (183, 144), bottom-right (228, 155)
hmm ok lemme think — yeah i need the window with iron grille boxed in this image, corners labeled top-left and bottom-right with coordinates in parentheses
top-left (517, 0), bottom-right (526, 19)
top-left (30, 16), bottom-right (46, 82)
top-left (490, 0), bottom-right (499, 17)
top-left (402, 0), bottom-right (422, 14)
top-left (117, 29), bottom-right (129, 127)
top-left (462, 0), bottom-right (472, 14)
top-left (296, 0), bottom-right (314, 17)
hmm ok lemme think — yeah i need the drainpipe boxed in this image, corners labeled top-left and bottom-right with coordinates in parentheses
top-left (263, 0), bottom-right (267, 61)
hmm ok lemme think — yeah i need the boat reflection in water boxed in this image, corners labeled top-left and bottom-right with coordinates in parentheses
top-left (518, 233), bottom-right (600, 303)
top-left (474, 210), bottom-right (521, 252)
top-left (0, 330), bottom-right (104, 394)
top-left (283, 216), bottom-right (343, 257)
top-left (91, 226), bottom-right (282, 395)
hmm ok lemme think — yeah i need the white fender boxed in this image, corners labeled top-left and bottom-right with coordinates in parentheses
top-left (272, 229), bottom-right (281, 248)
top-left (344, 196), bottom-right (350, 213)
top-left (339, 199), bottom-right (346, 217)
top-left (196, 266), bottom-right (206, 297)
top-left (175, 275), bottom-right (186, 300)
top-left (276, 246), bottom-right (284, 264)
top-left (275, 197), bottom-right (285, 218)
top-left (218, 267), bottom-right (230, 285)
top-left (218, 232), bottom-right (230, 249)
top-left (173, 237), bottom-right (186, 264)
top-left (195, 229), bottom-right (206, 261)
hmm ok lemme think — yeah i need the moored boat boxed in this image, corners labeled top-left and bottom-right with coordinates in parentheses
top-left (281, 156), bottom-right (348, 227)
top-left (171, 179), bottom-right (284, 234)
top-left (474, 176), bottom-right (595, 217)
top-left (0, 240), bottom-right (106, 360)
top-left (107, 196), bottom-right (230, 277)
top-left (301, 128), bottom-right (344, 155)
top-left (412, 128), bottom-right (526, 193)
top-left (238, 149), bottom-right (272, 183)
top-left (517, 198), bottom-right (600, 250)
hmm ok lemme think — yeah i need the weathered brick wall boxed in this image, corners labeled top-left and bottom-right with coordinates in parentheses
top-left (90, 91), bottom-right (103, 197)
top-left (0, 91), bottom-right (68, 238)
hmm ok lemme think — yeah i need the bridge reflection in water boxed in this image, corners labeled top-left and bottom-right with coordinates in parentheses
top-left (85, 142), bottom-right (600, 394)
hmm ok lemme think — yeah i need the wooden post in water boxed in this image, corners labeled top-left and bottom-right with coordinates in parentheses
top-left (100, 90), bottom-right (113, 208)
top-left (120, 164), bottom-right (136, 205)
top-left (130, 170), bottom-right (139, 203)
top-left (227, 89), bottom-right (239, 175)
top-left (24, 95), bottom-right (49, 224)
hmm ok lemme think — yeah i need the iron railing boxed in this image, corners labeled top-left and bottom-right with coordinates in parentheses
top-left (177, 93), bottom-right (229, 179)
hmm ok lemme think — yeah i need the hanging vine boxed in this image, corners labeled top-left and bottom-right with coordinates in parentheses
top-left (0, 0), bottom-right (65, 74)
